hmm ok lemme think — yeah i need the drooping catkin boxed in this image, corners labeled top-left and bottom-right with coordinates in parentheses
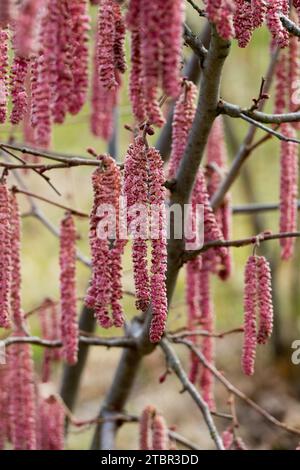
top-left (233, 0), bottom-right (253, 48)
top-left (0, 29), bottom-right (9, 124)
top-left (288, 33), bottom-right (300, 126)
top-left (39, 300), bottom-right (61, 382)
top-left (38, 395), bottom-right (65, 450)
top-left (59, 213), bottom-right (78, 365)
top-left (274, 51), bottom-right (288, 114)
top-left (222, 428), bottom-right (234, 449)
top-left (10, 50), bottom-right (29, 125)
top-left (216, 1), bottom-right (235, 41)
top-left (68, 0), bottom-right (90, 115)
top-left (242, 255), bottom-right (258, 376)
top-left (148, 147), bottom-right (168, 343)
top-left (168, 80), bottom-right (197, 180)
top-left (86, 155), bottom-right (125, 328)
top-left (256, 256), bottom-right (273, 344)
top-left (14, 0), bottom-right (43, 58)
top-left (8, 342), bottom-right (37, 450)
top-left (139, 405), bottom-right (156, 450)
top-left (0, 180), bottom-right (11, 328)
top-left (128, 27), bottom-right (146, 123)
top-left (124, 137), bottom-right (150, 312)
top-left (10, 192), bottom-right (25, 330)
top-left (251, 0), bottom-right (267, 29)
top-left (152, 415), bottom-right (169, 450)
top-left (0, 0), bottom-right (12, 28)
top-left (266, 0), bottom-right (289, 48)
top-left (279, 123), bottom-right (299, 260)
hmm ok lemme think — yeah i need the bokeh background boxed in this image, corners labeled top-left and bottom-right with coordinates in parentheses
top-left (1, 3), bottom-right (300, 450)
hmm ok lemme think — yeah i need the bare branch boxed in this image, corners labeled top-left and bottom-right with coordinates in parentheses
top-left (175, 339), bottom-right (300, 437)
top-left (2, 335), bottom-right (136, 349)
top-left (280, 14), bottom-right (300, 38)
top-left (233, 201), bottom-right (300, 215)
top-left (160, 339), bottom-right (224, 450)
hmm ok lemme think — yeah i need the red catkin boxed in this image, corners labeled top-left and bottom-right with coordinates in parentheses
top-left (159, 0), bottom-right (184, 98)
top-left (86, 155), bottom-right (124, 327)
top-left (251, 0), bottom-right (267, 29)
top-left (0, 180), bottom-right (11, 328)
top-left (152, 415), bottom-right (169, 450)
top-left (256, 256), bottom-right (273, 344)
top-left (14, 0), bottom-right (43, 58)
top-left (233, 0), bottom-right (253, 48)
top-left (10, 52), bottom-right (29, 125)
top-left (39, 300), bottom-right (61, 382)
top-left (59, 213), bottom-right (78, 365)
top-left (10, 192), bottom-right (25, 330)
top-left (205, 0), bottom-right (222, 24)
top-left (68, 0), bottom-right (90, 115)
top-left (38, 395), bottom-right (65, 450)
top-left (97, 0), bottom-right (118, 90)
top-left (242, 255), bottom-right (258, 376)
top-left (113, 1), bottom-right (126, 75)
top-left (0, 29), bottom-right (9, 124)
top-left (222, 428), bottom-right (234, 449)
top-left (139, 405), bottom-right (156, 450)
top-left (91, 52), bottom-right (120, 141)
top-left (148, 147), bottom-right (168, 343)
top-left (124, 137), bottom-right (150, 312)
top-left (0, 0), bottom-right (12, 28)
top-left (288, 33), bottom-right (300, 121)
top-left (8, 342), bottom-right (37, 450)
top-left (216, 1), bottom-right (235, 41)
top-left (168, 80), bottom-right (197, 180)
top-left (274, 51), bottom-right (288, 114)
top-left (266, 0), bottom-right (289, 48)
top-left (279, 123), bottom-right (299, 260)
top-left (128, 27), bottom-right (146, 123)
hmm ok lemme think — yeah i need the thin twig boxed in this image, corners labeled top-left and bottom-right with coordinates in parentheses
top-left (1, 335), bottom-right (136, 349)
top-left (175, 339), bottom-right (300, 437)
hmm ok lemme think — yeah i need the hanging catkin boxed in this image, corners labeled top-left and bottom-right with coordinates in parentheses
top-left (242, 255), bottom-right (273, 375)
top-left (86, 155), bottom-right (125, 328)
top-left (139, 405), bottom-right (156, 450)
top-left (251, 0), bottom-right (267, 29)
top-left (39, 299), bottom-right (61, 382)
top-left (274, 51), bottom-right (288, 114)
top-left (59, 212), bottom-right (78, 365)
top-left (0, 179), bottom-right (11, 328)
top-left (14, 0), bottom-right (43, 58)
top-left (38, 395), bottom-right (65, 450)
top-left (8, 343), bottom-right (37, 450)
top-left (0, 0), bottom-right (12, 28)
top-left (148, 147), bottom-right (168, 343)
top-left (152, 415), bottom-right (169, 450)
top-left (266, 0), bottom-right (289, 48)
top-left (124, 137), bottom-right (150, 312)
top-left (216, 1), bottom-right (235, 41)
top-left (0, 29), bottom-right (8, 124)
top-left (233, 0), bottom-right (253, 48)
top-left (10, 48), bottom-right (29, 125)
top-left (279, 123), bottom-right (299, 260)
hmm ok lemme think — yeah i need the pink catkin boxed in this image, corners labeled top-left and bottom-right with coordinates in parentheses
top-left (222, 428), bottom-right (234, 449)
top-left (129, 27), bottom-right (146, 123)
top-left (251, 0), bottom-right (267, 29)
top-left (159, 0), bottom-right (184, 98)
top-left (289, 34), bottom-right (300, 122)
top-left (124, 137), bottom-right (150, 312)
top-left (279, 123), bottom-right (298, 260)
top-left (68, 0), bottom-right (90, 115)
top-left (97, 0), bottom-right (118, 90)
top-left (14, 0), bottom-right (43, 58)
top-left (39, 300), bottom-right (61, 382)
top-left (233, 0), bottom-right (253, 48)
top-left (148, 147), bottom-right (168, 343)
top-left (0, 180), bottom-right (11, 328)
top-left (113, 2), bottom-right (126, 75)
top-left (216, 1), bottom-right (235, 41)
top-left (274, 51), bottom-right (288, 114)
top-left (257, 256), bottom-right (273, 345)
top-left (10, 52), bottom-right (29, 125)
top-left (0, 29), bottom-right (9, 124)
top-left (59, 213), bottom-right (78, 365)
top-left (198, 264), bottom-right (215, 410)
top-left (205, 0), bottom-right (222, 24)
top-left (8, 343), bottom-right (37, 450)
top-left (140, 0), bottom-right (165, 127)
top-left (266, 0), bottom-right (289, 48)
top-left (152, 415), bottom-right (169, 450)
top-left (10, 192), bottom-right (25, 330)
top-left (0, 365), bottom-right (9, 449)
top-left (242, 255), bottom-right (258, 376)
top-left (52, 0), bottom-right (73, 124)
top-left (0, 1), bottom-right (12, 28)
top-left (86, 155), bottom-right (124, 328)
top-left (91, 51), bottom-right (120, 141)
top-left (38, 396), bottom-right (64, 450)
top-left (139, 405), bottom-right (155, 450)
top-left (168, 80), bottom-right (197, 180)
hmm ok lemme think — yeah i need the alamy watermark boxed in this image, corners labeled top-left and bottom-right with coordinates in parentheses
top-left (95, 197), bottom-right (204, 251)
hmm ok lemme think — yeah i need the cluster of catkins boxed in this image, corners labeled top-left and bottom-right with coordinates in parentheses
top-left (168, 80), bottom-right (232, 409)
top-left (274, 37), bottom-right (300, 260)
top-left (139, 405), bottom-right (176, 450)
top-left (242, 254), bottom-right (273, 376)
top-left (205, 0), bottom-right (298, 48)
top-left (0, 181), bottom-right (71, 449)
